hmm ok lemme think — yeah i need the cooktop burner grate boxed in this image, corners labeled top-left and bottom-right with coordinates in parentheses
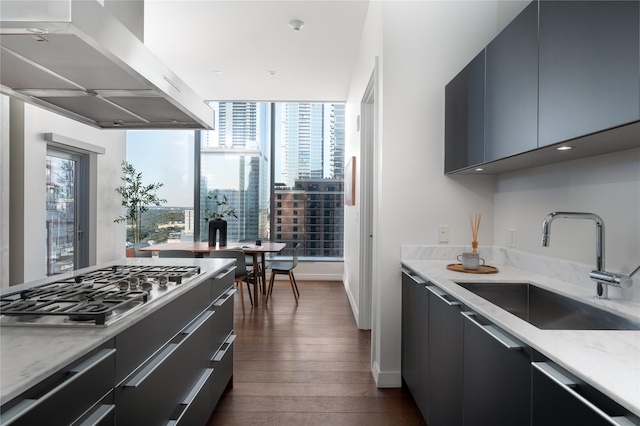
top-left (0, 265), bottom-right (202, 326)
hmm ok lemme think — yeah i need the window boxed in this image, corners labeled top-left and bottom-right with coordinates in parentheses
top-left (126, 102), bottom-right (345, 258)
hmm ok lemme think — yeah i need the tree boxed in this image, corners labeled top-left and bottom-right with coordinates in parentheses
top-left (114, 161), bottom-right (167, 243)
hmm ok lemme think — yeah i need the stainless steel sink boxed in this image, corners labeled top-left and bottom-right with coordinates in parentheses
top-left (455, 282), bottom-right (640, 330)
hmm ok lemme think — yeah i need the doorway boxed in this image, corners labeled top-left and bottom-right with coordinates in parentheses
top-left (45, 149), bottom-right (89, 275)
top-left (358, 65), bottom-right (377, 330)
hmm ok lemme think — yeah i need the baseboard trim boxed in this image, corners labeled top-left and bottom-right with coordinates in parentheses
top-left (372, 360), bottom-right (402, 388)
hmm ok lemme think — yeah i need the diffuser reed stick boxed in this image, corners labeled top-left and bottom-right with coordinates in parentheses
top-left (469, 213), bottom-right (482, 254)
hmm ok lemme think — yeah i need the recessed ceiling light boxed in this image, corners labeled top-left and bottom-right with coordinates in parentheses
top-left (289, 19), bottom-right (305, 32)
top-left (211, 70), bottom-right (222, 75)
top-left (474, 168), bottom-right (484, 172)
top-left (556, 146), bottom-right (573, 151)
top-left (267, 71), bottom-right (277, 76)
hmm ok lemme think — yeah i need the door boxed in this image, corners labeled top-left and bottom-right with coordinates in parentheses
top-left (45, 149), bottom-right (88, 275)
top-left (358, 64), bottom-right (377, 330)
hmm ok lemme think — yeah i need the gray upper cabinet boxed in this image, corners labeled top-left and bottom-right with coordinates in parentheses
top-left (485, 0), bottom-right (538, 161)
top-left (445, 50), bottom-right (485, 173)
top-left (538, 0), bottom-right (640, 147)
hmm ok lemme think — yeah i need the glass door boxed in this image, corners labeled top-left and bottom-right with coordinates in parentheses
top-left (46, 150), bottom-right (87, 275)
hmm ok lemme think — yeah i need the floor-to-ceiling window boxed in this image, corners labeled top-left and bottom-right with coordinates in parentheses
top-left (126, 102), bottom-right (345, 259)
top-left (125, 130), bottom-right (195, 244)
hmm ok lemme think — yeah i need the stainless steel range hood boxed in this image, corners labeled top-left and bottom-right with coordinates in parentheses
top-left (0, 0), bottom-right (214, 129)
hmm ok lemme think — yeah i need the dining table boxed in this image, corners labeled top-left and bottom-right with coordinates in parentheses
top-left (138, 241), bottom-right (286, 305)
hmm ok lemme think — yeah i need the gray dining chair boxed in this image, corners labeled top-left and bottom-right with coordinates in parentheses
top-left (265, 243), bottom-right (300, 305)
top-left (209, 249), bottom-right (256, 314)
top-left (158, 249), bottom-right (195, 258)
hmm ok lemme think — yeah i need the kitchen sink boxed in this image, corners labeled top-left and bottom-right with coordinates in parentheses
top-left (455, 282), bottom-right (640, 330)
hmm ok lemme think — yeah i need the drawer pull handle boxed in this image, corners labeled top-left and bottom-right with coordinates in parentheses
top-left (426, 285), bottom-right (461, 306)
top-left (125, 310), bottom-right (214, 388)
top-left (402, 269), bottom-right (427, 285)
top-left (76, 404), bottom-right (115, 426)
top-left (531, 362), bottom-right (637, 426)
top-left (214, 288), bottom-right (237, 306)
top-left (212, 334), bottom-right (236, 362)
top-left (462, 311), bottom-right (523, 350)
top-left (166, 368), bottom-right (215, 426)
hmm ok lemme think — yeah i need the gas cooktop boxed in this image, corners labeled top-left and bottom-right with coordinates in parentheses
top-left (0, 265), bottom-right (203, 327)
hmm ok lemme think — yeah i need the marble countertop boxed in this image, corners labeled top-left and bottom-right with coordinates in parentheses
top-left (0, 257), bottom-right (235, 405)
top-left (402, 258), bottom-right (640, 417)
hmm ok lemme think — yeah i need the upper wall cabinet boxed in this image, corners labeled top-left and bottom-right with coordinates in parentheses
top-left (444, 0), bottom-right (640, 175)
top-left (485, 1), bottom-right (539, 161)
top-left (445, 50), bottom-right (485, 173)
top-left (538, 0), bottom-right (640, 147)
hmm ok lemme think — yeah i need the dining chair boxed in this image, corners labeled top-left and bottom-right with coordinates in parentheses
top-left (158, 250), bottom-right (196, 258)
top-left (265, 243), bottom-right (301, 305)
top-left (209, 249), bottom-right (256, 314)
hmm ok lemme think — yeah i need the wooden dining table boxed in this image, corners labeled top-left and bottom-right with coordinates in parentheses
top-left (139, 241), bottom-right (286, 305)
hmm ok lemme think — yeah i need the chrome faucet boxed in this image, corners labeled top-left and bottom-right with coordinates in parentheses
top-left (541, 212), bottom-right (633, 299)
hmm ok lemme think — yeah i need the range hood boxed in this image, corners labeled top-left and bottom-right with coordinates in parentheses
top-left (0, 0), bottom-right (214, 129)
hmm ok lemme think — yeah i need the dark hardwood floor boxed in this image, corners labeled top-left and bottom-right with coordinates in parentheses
top-left (207, 280), bottom-right (426, 425)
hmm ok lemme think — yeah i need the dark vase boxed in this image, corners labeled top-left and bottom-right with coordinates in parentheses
top-left (208, 219), bottom-right (227, 246)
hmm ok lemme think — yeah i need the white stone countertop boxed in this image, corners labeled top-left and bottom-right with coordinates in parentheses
top-left (402, 258), bottom-right (640, 417)
top-left (0, 257), bottom-right (235, 405)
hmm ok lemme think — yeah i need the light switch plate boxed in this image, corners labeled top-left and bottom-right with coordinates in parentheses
top-left (439, 226), bottom-right (450, 243)
top-left (509, 229), bottom-right (516, 248)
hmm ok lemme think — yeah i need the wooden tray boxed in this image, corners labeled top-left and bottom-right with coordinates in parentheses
top-left (447, 264), bottom-right (499, 274)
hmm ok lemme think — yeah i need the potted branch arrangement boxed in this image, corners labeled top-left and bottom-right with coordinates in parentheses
top-left (115, 161), bottom-right (166, 244)
top-left (204, 193), bottom-right (237, 246)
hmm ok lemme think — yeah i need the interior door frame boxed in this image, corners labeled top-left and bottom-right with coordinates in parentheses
top-left (358, 63), bottom-right (377, 330)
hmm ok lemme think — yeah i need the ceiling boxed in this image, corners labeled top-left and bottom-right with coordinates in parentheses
top-left (143, 0), bottom-right (370, 103)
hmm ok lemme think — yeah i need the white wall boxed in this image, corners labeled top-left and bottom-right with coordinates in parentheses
top-left (344, 0), bottom-right (532, 387)
top-left (494, 148), bottom-right (640, 276)
top-left (0, 96), bottom-right (9, 288)
top-left (8, 100), bottom-right (126, 284)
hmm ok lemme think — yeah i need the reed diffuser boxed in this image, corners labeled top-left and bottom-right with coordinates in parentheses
top-left (468, 213), bottom-right (482, 254)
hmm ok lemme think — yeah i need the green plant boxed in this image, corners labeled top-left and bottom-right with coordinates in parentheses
top-left (114, 161), bottom-right (167, 243)
top-left (204, 193), bottom-right (237, 221)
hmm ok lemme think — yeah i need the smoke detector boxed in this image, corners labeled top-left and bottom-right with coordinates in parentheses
top-left (289, 19), bottom-right (305, 32)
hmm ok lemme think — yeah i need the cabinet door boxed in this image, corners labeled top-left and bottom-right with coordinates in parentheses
top-left (538, 0), bottom-right (640, 147)
top-left (445, 50), bottom-right (485, 173)
top-left (531, 361), bottom-right (640, 426)
top-left (462, 312), bottom-right (531, 426)
top-left (485, 0), bottom-right (538, 161)
top-left (427, 286), bottom-right (464, 426)
top-left (401, 271), bottom-right (429, 419)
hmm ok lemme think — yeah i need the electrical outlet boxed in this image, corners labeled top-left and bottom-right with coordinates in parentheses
top-left (509, 229), bottom-right (516, 248)
top-left (439, 226), bottom-right (450, 243)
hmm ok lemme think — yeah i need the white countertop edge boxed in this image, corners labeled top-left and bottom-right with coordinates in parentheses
top-left (402, 259), bottom-right (640, 417)
top-left (0, 257), bottom-right (235, 404)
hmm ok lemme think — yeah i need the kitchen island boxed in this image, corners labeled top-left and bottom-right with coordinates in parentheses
top-left (402, 247), bottom-right (640, 424)
top-left (0, 257), bottom-right (236, 426)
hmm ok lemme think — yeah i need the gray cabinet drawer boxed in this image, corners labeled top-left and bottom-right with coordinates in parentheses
top-left (168, 368), bottom-right (214, 426)
top-left (0, 343), bottom-right (115, 426)
top-left (115, 281), bottom-right (211, 384)
top-left (211, 269), bottom-right (234, 301)
top-left (212, 287), bottom-right (235, 353)
top-left (211, 334), bottom-right (235, 407)
top-left (115, 308), bottom-right (216, 426)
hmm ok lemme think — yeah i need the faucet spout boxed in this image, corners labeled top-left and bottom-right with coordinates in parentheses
top-left (541, 212), bottom-right (608, 298)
